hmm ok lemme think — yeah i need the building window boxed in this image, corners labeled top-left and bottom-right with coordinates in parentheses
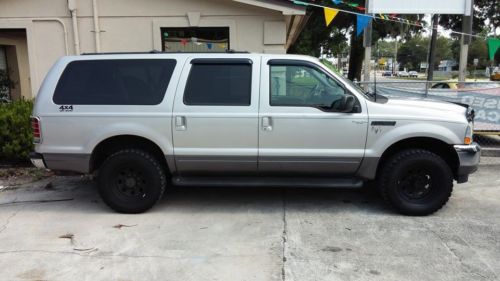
top-left (161, 27), bottom-right (229, 52)
top-left (0, 46), bottom-right (10, 101)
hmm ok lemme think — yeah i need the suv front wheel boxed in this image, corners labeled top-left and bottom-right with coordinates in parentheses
top-left (378, 149), bottom-right (453, 216)
top-left (98, 149), bottom-right (166, 213)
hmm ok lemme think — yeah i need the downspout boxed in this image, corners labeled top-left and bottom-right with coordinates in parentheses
top-left (31, 19), bottom-right (69, 55)
top-left (68, 0), bottom-right (81, 55)
top-left (92, 0), bottom-right (101, 52)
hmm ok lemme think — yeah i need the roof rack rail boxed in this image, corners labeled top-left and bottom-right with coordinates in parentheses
top-left (81, 49), bottom-right (250, 55)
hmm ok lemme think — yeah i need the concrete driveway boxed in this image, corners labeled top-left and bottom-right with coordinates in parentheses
top-left (1, 161), bottom-right (499, 281)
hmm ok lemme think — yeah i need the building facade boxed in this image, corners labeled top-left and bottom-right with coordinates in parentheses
top-left (0, 0), bottom-right (306, 99)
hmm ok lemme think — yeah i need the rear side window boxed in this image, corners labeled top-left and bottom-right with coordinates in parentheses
top-left (53, 59), bottom-right (176, 105)
top-left (183, 60), bottom-right (252, 106)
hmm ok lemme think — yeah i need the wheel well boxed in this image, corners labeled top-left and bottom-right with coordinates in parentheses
top-left (90, 135), bottom-right (169, 173)
top-left (377, 137), bottom-right (459, 179)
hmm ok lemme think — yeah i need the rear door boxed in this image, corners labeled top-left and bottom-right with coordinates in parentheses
top-left (172, 56), bottom-right (260, 175)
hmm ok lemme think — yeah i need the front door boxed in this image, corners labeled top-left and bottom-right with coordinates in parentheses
top-left (258, 58), bottom-right (368, 176)
top-left (172, 56), bottom-right (260, 175)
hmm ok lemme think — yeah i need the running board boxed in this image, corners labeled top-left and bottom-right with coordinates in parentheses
top-left (171, 176), bottom-right (364, 189)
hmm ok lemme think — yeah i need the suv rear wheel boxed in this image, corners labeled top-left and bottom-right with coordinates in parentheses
top-left (98, 149), bottom-right (166, 213)
top-left (378, 149), bottom-right (453, 216)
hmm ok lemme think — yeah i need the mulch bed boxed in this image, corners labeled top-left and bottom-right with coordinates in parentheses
top-left (0, 166), bottom-right (54, 188)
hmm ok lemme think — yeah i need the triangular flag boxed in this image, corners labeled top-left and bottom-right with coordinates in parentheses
top-left (356, 14), bottom-right (372, 36)
top-left (332, 0), bottom-right (342, 4)
top-left (206, 43), bottom-right (213, 50)
top-left (324, 8), bottom-right (340, 27)
top-left (487, 38), bottom-right (500, 61)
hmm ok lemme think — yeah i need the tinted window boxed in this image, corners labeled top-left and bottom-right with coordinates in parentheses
top-left (184, 63), bottom-right (251, 106)
top-left (270, 64), bottom-right (346, 109)
top-left (53, 59), bottom-right (176, 105)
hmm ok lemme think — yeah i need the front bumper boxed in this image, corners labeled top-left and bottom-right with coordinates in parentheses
top-left (454, 142), bottom-right (481, 183)
top-left (30, 152), bottom-right (47, 169)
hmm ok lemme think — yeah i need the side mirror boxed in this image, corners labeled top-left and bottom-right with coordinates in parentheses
top-left (340, 95), bottom-right (356, 113)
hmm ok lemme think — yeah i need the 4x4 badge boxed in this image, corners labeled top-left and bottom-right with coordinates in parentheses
top-left (58, 105), bottom-right (73, 112)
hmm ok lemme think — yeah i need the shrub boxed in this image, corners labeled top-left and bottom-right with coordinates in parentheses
top-left (0, 99), bottom-right (34, 163)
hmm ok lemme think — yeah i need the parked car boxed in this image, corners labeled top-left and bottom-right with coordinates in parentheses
top-left (408, 71), bottom-right (419, 78)
top-left (491, 72), bottom-right (500, 81)
top-left (381, 71), bottom-right (392, 77)
top-left (31, 52), bottom-right (480, 215)
top-left (397, 71), bottom-right (410, 77)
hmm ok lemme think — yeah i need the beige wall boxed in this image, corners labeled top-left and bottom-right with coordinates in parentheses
top-left (0, 0), bottom-right (296, 98)
top-left (0, 30), bottom-right (32, 100)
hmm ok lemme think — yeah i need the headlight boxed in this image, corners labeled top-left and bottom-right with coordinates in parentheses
top-left (464, 122), bottom-right (473, 145)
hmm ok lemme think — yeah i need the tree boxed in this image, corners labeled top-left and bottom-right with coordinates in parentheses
top-left (440, 0), bottom-right (499, 36)
top-left (396, 36), bottom-right (428, 71)
top-left (289, 0), bottom-right (423, 80)
top-left (451, 30), bottom-right (491, 69)
top-left (396, 36), bottom-right (453, 71)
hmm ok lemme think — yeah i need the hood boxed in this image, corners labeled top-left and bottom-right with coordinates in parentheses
top-left (387, 98), bottom-right (467, 115)
top-left (369, 96), bottom-right (468, 124)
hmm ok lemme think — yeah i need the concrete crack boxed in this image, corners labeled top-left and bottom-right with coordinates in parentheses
top-left (421, 220), bottom-right (498, 280)
top-left (281, 189), bottom-right (288, 281)
top-left (0, 209), bottom-right (20, 234)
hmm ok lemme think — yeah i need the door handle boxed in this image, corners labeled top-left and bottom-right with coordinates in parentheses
top-left (262, 117), bottom-right (273, 131)
top-left (175, 116), bottom-right (186, 131)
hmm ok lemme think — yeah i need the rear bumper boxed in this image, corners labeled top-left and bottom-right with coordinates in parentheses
top-left (30, 152), bottom-right (90, 173)
top-left (454, 143), bottom-right (481, 183)
top-left (30, 152), bottom-right (47, 169)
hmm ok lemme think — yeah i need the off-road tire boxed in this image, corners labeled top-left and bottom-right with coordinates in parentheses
top-left (378, 149), bottom-right (453, 216)
top-left (98, 149), bottom-right (166, 213)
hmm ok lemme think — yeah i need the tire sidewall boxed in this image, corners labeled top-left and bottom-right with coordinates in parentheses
top-left (98, 150), bottom-right (166, 213)
top-left (381, 150), bottom-right (453, 215)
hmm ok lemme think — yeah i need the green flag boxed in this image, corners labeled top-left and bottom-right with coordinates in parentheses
top-left (487, 38), bottom-right (500, 61)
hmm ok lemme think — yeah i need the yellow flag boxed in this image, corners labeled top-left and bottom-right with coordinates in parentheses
top-left (324, 8), bottom-right (339, 27)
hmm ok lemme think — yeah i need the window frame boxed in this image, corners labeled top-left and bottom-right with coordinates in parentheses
top-left (267, 59), bottom-right (360, 113)
top-left (182, 59), bottom-right (253, 107)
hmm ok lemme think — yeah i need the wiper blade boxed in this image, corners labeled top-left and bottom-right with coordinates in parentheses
top-left (365, 91), bottom-right (376, 98)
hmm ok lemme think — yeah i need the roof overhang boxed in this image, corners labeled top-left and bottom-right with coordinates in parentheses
top-left (232, 0), bottom-right (306, 15)
top-left (285, 13), bottom-right (310, 50)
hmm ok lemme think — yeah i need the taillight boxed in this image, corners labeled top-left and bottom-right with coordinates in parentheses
top-left (31, 116), bottom-right (42, 143)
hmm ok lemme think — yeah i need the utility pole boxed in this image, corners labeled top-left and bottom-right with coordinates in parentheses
top-left (393, 38), bottom-right (398, 75)
top-left (427, 14), bottom-right (439, 81)
top-left (458, 0), bottom-right (474, 83)
top-left (363, 0), bottom-right (372, 85)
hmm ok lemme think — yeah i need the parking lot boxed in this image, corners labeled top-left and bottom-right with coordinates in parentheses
top-left (1, 159), bottom-right (499, 281)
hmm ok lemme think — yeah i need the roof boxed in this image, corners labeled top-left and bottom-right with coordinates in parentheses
top-left (232, 0), bottom-right (306, 15)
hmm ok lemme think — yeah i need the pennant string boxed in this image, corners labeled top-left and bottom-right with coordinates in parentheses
top-left (291, 0), bottom-right (490, 39)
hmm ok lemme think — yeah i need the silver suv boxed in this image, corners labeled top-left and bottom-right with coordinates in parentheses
top-left (30, 52), bottom-right (480, 215)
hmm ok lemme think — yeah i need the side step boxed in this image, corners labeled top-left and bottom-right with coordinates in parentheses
top-left (171, 176), bottom-right (363, 189)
